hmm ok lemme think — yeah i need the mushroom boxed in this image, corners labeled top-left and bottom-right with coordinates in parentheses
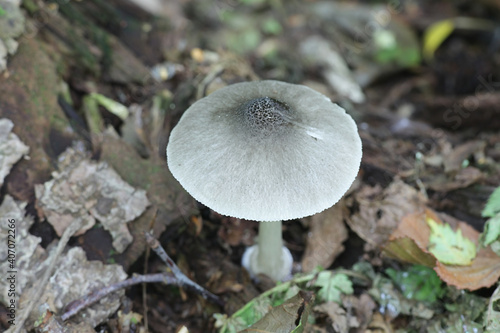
top-left (166, 80), bottom-right (362, 281)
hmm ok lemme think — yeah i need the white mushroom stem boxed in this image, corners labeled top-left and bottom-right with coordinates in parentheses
top-left (241, 221), bottom-right (293, 281)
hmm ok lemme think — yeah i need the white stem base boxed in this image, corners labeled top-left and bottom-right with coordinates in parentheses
top-left (241, 221), bottom-right (293, 281)
top-left (241, 245), bottom-right (293, 281)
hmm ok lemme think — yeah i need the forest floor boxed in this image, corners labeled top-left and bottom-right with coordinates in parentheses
top-left (1, 0), bottom-right (500, 332)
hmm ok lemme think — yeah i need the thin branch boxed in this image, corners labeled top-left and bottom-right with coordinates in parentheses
top-left (144, 232), bottom-right (224, 306)
top-left (61, 273), bottom-right (177, 321)
top-left (61, 232), bottom-right (224, 322)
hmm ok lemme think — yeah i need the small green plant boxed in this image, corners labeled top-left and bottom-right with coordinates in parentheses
top-left (213, 270), bottom-right (355, 332)
top-left (313, 271), bottom-right (353, 303)
top-left (386, 265), bottom-right (445, 304)
top-left (481, 186), bottom-right (500, 255)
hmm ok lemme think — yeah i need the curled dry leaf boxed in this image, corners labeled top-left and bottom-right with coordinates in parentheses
top-left (443, 140), bottom-right (486, 173)
top-left (383, 209), bottom-right (500, 290)
top-left (301, 200), bottom-right (348, 272)
top-left (35, 148), bottom-right (150, 253)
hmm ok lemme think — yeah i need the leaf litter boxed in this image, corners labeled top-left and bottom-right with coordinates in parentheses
top-left (35, 147), bottom-right (150, 253)
top-left (1, 0), bottom-right (500, 332)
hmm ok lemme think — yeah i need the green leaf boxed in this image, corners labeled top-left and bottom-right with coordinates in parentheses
top-left (426, 218), bottom-right (476, 265)
top-left (369, 274), bottom-right (434, 319)
top-left (89, 93), bottom-right (129, 120)
top-left (314, 271), bottom-right (353, 303)
top-left (227, 29), bottom-right (261, 54)
top-left (373, 29), bottom-right (420, 67)
top-left (213, 313), bottom-right (247, 333)
top-left (483, 214), bottom-right (500, 246)
top-left (483, 186), bottom-right (500, 218)
top-left (262, 18), bottom-right (282, 35)
top-left (386, 265), bottom-right (445, 304)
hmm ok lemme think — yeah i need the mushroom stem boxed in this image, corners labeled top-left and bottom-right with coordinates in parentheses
top-left (242, 221), bottom-right (293, 281)
top-left (257, 221), bottom-right (284, 274)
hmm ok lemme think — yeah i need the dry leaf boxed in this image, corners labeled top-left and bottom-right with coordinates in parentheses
top-left (443, 140), bottom-right (486, 173)
top-left (367, 312), bottom-right (393, 333)
top-left (34, 247), bottom-right (127, 327)
top-left (427, 166), bottom-right (484, 192)
top-left (35, 148), bottom-right (150, 253)
top-left (435, 247), bottom-right (500, 290)
top-left (347, 180), bottom-right (427, 248)
top-left (383, 237), bottom-right (436, 268)
top-left (302, 201), bottom-right (348, 272)
top-left (315, 301), bottom-right (359, 332)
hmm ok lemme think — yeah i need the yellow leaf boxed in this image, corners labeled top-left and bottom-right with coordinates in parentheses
top-left (423, 19), bottom-right (455, 61)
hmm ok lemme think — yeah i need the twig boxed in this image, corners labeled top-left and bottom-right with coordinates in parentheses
top-left (13, 218), bottom-right (83, 333)
top-left (61, 273), bottom-right (177, 321)
top-left (142, 253), bottom-right (150, 333)
top-left (144, 232), bottom-right (224, 306)
top-left (60, 232), bottom-right (223, 323)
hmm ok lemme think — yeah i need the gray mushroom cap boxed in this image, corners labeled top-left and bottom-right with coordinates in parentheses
top-left (167, 80), bottom-right (362, 221)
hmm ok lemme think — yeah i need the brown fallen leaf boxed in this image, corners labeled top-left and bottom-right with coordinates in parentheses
top-left (383, 209), bottom-right (500, 291)
top-left (426, 166), bottom-right (484, 192)
top-left (315, 301), bottom-right (359, 333)
top-left (302, 200), bottom-right (349, 272)
top-left (382, 237), bottom-right (436, 268)
top-left (435, 247), bottom-right (500, 290)
top-left (367, 312), bottom-right (393, 333)
top-left (443, 140), bottom-right (486, 173)
top-left (347, 180), bottom-right (427, 248)
top-left (383, 208), bottom-right (439, 267)
top-left (316, 293), bottom-right (376, 333)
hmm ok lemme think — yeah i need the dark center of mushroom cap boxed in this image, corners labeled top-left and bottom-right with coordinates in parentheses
top-left (239, 97), bottom-right (292, 135)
